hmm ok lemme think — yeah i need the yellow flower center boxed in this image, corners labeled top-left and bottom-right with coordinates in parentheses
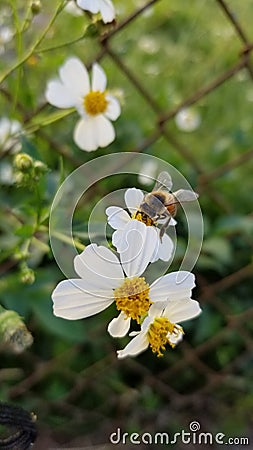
top-left (148, 317), bottom-right (184, 357)
top-left (114, 277), bottom-right (152, 323)
top-left (131, 210), bottom-right (154, 227)
top-left (84, 91), bottom-right (108, 116)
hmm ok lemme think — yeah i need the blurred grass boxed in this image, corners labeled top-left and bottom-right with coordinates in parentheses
top-left (0, 0), bottom-right (253, 447)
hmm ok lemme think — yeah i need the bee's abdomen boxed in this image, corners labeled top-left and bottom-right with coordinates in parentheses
top-left (166, 203), bottom-right (177, 217)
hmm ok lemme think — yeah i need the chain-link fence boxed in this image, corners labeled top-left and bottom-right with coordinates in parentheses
top-left (1, 0), bottom-right (253, 448)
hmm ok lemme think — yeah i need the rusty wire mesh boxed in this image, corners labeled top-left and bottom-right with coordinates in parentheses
top-left (1, 0), bottom-right (253, 448)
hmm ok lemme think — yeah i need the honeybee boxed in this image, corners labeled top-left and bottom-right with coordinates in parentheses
top-left (139, 171), bottom-right (199, 240)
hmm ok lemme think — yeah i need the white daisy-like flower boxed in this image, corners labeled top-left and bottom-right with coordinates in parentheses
top-left (52, 221), bottom-right (195, 339)
top-left (106, 188), bottom-right (175, 263)
top-left (138, 160), bottom-right (158, 186)
top-left (0, 117), bottom-right (22, 153)
top-left (45, 57), bottom-right (121, 151)
top-left (175, 108), bottom-right (201, 132)
top-left (77, 0), bottom-right (115, 23)
top-left (117, 293), bottom-right (201, 359)
top-left (52, 222), bottom-right (156, 335)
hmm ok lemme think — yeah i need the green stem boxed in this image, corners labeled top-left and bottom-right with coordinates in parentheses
top-left (49, 229), bottom-right (85, 252)
top-left (37, 33), bottom-right (87, 54)
top-left (0, 0), bottom-right (67, 85)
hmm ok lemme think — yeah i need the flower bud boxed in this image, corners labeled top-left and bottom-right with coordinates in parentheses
top-left (20, 267), bottom-right (35, 285)
top-left (14, 153), bottom-right (33, 172)
top-left (0, 307), bottom-right (33, 354)
top-left (85, 23), bottom-right (99, 38)
top-left (33, 160), bottom-right (48, 176)
top-left (31, 0), bottom-right (41, 15)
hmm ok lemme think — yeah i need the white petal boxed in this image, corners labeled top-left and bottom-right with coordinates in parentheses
top-left (59, 57), bottom-right (90, 97)
top-left (74, 115), bottom-right (115, 151)
top-left (74, 117), bottom-right (97, 151)
top-left (165, 299), bottom-right (201, 323)
top-left (107, 312), bottom-right (131, 337)
top-left (45, 80), bottom-right (77, 108)
top-left (52, 279), bottom-right (114, 319)
top-left (96, 115), bottom-right (115, 147)
top-left (138, 160), bottom-right (157, 186)
top-left (10, 120), bottom-right (21, 135)
top-left (117, 332), bottom-right (149, 359)
top-left (112, 229), bottom-right (127, 252)
top-left (120, 221), bottom-right (157, 277)
top-left (124, 188), bottom-right (144, 214)
top-left (150, 271), bottom-right (195, 302)
top-left (0, 117), bottom-right (12, 140)
top-left (150, 231), bottom-right (174, 263)
top-left (77, 0), bottom-right (100, 14)
top-left (99, 0), bottom-right (115, 23)
top-left (105, 95), bottom-right (121, 120)
top-left (74, 244), bottom-right (124, 292)
top-left (106, 206), bottom-right (130, 230)
top-left (169, 217), bottom-right (177, 226)
top-left (92, 63), bottom-right (107, 92)
top-left (77, 0), bottom-right (115, 23)
top-left (148, 302), bottom-right (167, 321)
top-left (168, 329), bottom-right (184, 346)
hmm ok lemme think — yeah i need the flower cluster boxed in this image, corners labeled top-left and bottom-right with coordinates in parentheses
top-left (52, 176), bottom-right (201, 359)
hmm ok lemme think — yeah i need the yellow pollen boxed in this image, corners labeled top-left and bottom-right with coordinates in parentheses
top-left (84, 91), bottom-right (107, 116)
top-left (114, 277), bottom-right (152, 323)
top-left (131, 210), bottom-right (154, 227)
top-left (148, 317), bottom-right (184, 357)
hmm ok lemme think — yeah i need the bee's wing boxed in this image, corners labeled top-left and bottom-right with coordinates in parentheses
top-left (173, 189), bottom-right (199, 203)
top-left (153, 171), bottom-right (173, 191)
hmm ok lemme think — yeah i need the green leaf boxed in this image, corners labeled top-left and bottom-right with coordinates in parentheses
top-left (202, 237), bottom-right (232, 265)
top-left (31, 296), bottom-right (87, 343)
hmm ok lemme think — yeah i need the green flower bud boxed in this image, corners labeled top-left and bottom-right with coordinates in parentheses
top-left (15, 172), bottom-right (30, 187)
top-left (85, 23), bottom-right (99, 38)
top-left (20, 267), bottom-right (35, 285)
top-left (0, 307), bottom-right (33, 354)
top-left (14, 153), bottom-right (33, 172)
top-left (33, 160), bottom-right (48, 176)
top-left (31, 0), bottom-right (41, 14)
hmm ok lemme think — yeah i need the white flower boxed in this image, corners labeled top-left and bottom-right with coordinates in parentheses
top-left (45, 57), bottom-right (121, 151)
top-left (117, 293), bottom-right (201, 359)
top-left (64, 1), bottom-right (83, 16)
top-left (0, 161), bottom-right (14, 185)
top-left (0, 117), bottom-right (22, 153)
top-left (77, 0), bottom-right (115, 23)
top-left (52, 222), bottom-right (195, 340)
top-left (138, 160), bottom-right (158, 186)
top-left (52, 222), bottom-right (155, 335)
top-left (106, 187), bottom-right (175, 263)
top-left (175, 108), bottom-right (201, 132)
top-left (0, 25), bottom-right (13, 44)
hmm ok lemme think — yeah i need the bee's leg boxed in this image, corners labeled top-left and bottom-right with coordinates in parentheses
top-left (159, 217), bottom-right (171, 242)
